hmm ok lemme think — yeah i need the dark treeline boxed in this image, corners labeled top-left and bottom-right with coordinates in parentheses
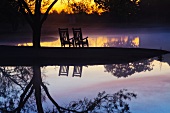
top-left (44, 0), bottom-right (170, 26)
top-left (139, 0), bottom-right (170, 24)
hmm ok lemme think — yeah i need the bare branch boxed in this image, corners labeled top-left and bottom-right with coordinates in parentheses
top-left (17, 0), bottom-right (34, 28)
top-left (10, 79), bottom-right (33, 113)
top-left (18, 0), bottom-right (33, 17)
top-left (8, 76), bottom-right (24, 90)
top-left (14, 86), bottom-right (34, 113)
top-left (41, 83), bottom-right (86, 113)
top-left (35, 0), bottom-right (41, 16)
top-left (35, 0), bottom-right (38, 14)
top-left (41, 83), bottom-right (62, 113)
top-left (41, 0), bottom-right (58, 24)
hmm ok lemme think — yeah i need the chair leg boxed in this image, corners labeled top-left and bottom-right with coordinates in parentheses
top-left (87, 41), bottom-right (89, 47)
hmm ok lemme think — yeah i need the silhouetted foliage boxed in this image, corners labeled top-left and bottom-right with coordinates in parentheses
top-left (94, 0), bottom-right (140, 21)
top-left (104, 58), bottom-right (154, 78)
top-left (45, 89), bottom-right (137, 113)
top-left (66, 89), bottom-right (136, 113)
top-left (70, 2), bottom-right (89, 14)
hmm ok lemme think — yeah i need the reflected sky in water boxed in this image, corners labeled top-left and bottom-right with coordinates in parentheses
top-left (43, 59), bottom-right (170, 113)
top-left (1, 29), bottom-right (170, 113)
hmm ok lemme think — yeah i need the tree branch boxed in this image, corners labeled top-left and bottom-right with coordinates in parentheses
top-left (18, 0), bottom-right (33, 17)
top-left (8, 76), bottom-right (24, 90)
top-left (41, 83), bottom-right (85, 113)
top-left (35, 0), bottom-right (38, 13)
top-left (9, 79), bottom-right (33, 113)
top-left (17, 79), bottom-right (33, 108)
top-left (41, 83), bottom-right (62, 113)
top-left (15, 86), bottom-right (34, 113)
top-left (40, 0), bottom-right (58, 24)
top-left (35, 0), bottom-right (41, 16)
top-left (17, 0), bottom-right (34, 29)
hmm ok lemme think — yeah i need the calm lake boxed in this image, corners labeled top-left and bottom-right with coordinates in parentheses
top-left (0, 27), bottom-right (170, 113)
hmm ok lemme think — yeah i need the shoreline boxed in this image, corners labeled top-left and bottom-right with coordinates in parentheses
top-left (0, 46), bottom-right (169, 66)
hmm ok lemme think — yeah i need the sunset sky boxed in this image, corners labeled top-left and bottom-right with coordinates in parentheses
top-left (38, 0), bottom-right (103, 14)
top-left (40, 0), bottom-right (140, 14)
top-left (44, 59), bottom-right (170, 113)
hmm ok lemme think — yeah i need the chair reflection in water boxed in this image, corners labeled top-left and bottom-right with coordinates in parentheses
top-left (58, 65), bottom-right (83, 77)
top-left (58, 65), bottom-right (69, 76)
top-left (72, 66), bottom-right (83, 77)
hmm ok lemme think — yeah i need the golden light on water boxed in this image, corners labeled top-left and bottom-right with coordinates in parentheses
top-left (17, 36), bottom-right (139, 47)
top-left (132, 37), bottom-right (139, 46)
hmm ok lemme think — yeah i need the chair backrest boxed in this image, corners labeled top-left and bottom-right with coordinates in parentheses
top-left (72, 28), bottom-right (83, 40)
top-left (58, 65), bottom-right (69, 76)
top-left (72, 66), bottom-right (83, 77)
top-left (58, 28), bottom-right (70, 43)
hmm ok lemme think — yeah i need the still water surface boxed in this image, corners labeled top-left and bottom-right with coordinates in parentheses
top-left (0, 29), bottom-right (170, 113)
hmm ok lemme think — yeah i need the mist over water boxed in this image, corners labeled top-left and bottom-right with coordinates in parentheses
top-left (1, 25), bottom-right (170, 48)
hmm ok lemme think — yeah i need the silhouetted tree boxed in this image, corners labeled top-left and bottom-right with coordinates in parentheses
top-left (7, 0), bottom-right (58, 48)
top-left (140, 0), bottom-right (170, 23)
top-left (104, 58), bottom-right (154, 78)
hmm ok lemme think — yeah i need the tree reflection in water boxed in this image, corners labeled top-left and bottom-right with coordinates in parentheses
top-left (104, 58), bottom-right (154, 78)
top-left (103, 37), bottom-right (139, 48)
top-left (0, 66), bottom-right (36, 112)
top-left (0, 66), bottom-right (137, 113)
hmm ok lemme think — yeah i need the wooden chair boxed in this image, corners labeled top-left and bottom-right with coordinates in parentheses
top-left (72, 28), bottom-right (89, 47)
top-left (58, 28), bottom-right (74, 47)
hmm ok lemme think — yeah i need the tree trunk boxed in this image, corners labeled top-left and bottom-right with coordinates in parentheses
top-left (33, 66), bottom-right (44, 113)
top-left (33, 25), bottom-right (41, 48)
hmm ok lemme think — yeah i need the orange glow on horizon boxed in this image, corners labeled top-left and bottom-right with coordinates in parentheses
top-left (17, 36), bottom-right (139, 47)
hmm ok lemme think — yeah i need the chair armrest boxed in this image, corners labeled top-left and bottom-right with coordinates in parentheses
top-left (69, 37), bottom-right (74, 40)
top-left (82, 37), bottom-right (88, 40)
